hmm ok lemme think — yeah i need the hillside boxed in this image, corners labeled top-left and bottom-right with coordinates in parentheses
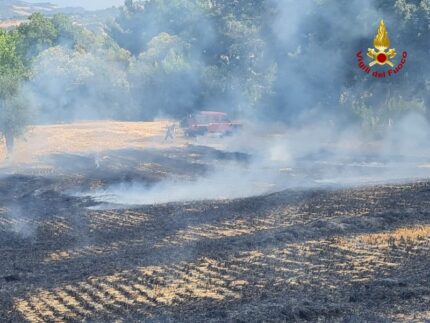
top-left (0, 0), bottom-right (82, 19)
top-left (0, 0), bottom-right (117, 30)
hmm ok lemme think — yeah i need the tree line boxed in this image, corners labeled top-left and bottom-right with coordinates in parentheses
top-left (0, 0), bottom-right (429, 153)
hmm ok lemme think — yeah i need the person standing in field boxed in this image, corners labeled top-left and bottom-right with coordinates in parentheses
top-left (2, 128), bottom-right (15, 158)
top-left (0, 96), bottom-right (29, 158)
top-left (164, 123), bottom-right (176, 141)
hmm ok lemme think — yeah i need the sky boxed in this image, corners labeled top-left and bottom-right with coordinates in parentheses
top-left (24, 0), bottom-right (125, 10)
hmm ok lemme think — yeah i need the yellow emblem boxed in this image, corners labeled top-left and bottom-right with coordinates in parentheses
top-left (367, 20), bottom-right (396, 67)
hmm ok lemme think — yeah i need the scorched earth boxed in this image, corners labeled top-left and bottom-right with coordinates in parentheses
top-left (0, 121), bottom-right (429, 322)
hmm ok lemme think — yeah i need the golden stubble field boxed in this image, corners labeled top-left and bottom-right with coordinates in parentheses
top-left (0, 120), bottom-right (186, 164)
top-left (0, 19), bottom-right (26, 29)
top-left (0, 121), bottom-right (429, 322)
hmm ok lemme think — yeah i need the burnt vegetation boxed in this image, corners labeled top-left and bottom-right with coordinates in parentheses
top-left (0, 165), bottom-right (429, 321)
top-left (0, 143), bottom-right (429, 321)
top-left (0, 0), bottom-right (430, 322)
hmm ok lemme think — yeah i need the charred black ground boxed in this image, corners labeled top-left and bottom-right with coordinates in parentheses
top-left (0, 145), bottom-right (429, 322)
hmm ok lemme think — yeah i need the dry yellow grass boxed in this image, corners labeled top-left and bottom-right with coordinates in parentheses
top-left (7, 187), bottom-right (430, 321)
top-left (15, 257), bottom-right (243, 321)
top-left (18, 232), bottom-right (426, 322)
top-left (335, 225), bottom-right (430, 252)
top-left (359, 225), bottom-right (430, 245)
top-left (0, 19), bottom-right (26, 29)
top-left (0, 120), bottom-right (185, 164)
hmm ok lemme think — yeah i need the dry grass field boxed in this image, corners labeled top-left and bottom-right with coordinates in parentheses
top-left (1, 120), bottom-right (185, 163)
top-left (0, 121), bottom-right (429, 322)
top-left (0, 19), bottom-right (26, 29)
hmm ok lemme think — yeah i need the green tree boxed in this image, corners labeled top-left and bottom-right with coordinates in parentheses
top-left (30, 46), bottom-right (133, 122)
top-left (108, 0), bottom-right (210, 56)
top-left (108, 0), bottom-right (276, 117)
top-left (16, 13), bottom-right (59, 61)
top-left (129, 32), bottom-right (200, 119)
top-left (0, 30), bottom-right (28, 153)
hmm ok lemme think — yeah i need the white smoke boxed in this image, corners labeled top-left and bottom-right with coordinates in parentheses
top-left (6, 205), bottom-right (36, 238)
top-left (13, 0), bottom-right (430, 206)
top-left (86, 110), bottom-right (430, 207)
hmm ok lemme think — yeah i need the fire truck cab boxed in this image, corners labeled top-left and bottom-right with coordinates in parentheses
top-left (181, 111), bottom-right (241, 137)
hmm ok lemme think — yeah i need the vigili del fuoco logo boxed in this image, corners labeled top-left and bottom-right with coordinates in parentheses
top-left (356, 20), bottom-right (407, 78)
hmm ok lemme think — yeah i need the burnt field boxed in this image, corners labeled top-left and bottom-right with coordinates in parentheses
top-left (0, 122), bottom-right (429, 322)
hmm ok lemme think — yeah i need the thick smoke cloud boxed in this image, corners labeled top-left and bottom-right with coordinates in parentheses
top-left (22, 0), bottom-right (427, 125)
top-left (13, 0), bottom-right (430, 205)
top-left (26, 46), bottom-right (133, 122)
top-left (89, 113), bottom-right (430, 206)
top-left (265, 0), bottom-right (380, 121)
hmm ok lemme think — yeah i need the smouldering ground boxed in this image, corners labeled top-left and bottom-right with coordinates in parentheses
top-left (0, 121), bottom-right (429, 322)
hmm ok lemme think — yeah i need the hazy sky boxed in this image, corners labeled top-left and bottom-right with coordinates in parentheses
top-left (25, 0), bottom-right (125, 10)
